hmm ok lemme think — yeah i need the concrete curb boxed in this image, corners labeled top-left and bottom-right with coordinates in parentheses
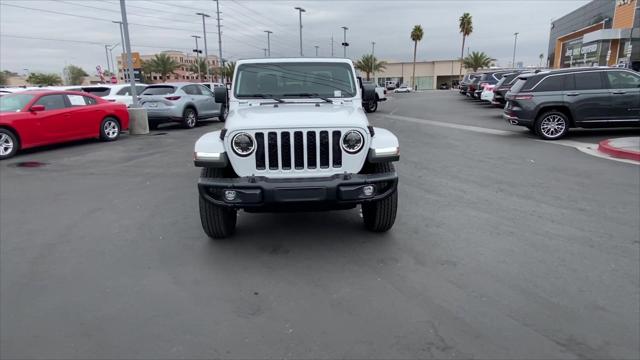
top-left (597, 137), bottom-right (640, 162)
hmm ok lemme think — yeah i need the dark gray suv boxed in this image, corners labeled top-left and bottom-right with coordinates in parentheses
top-left (504, 68), bottom-right (640, 140)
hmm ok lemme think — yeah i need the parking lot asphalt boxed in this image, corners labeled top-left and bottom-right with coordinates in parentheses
top-left (1, 92), bottom-right (639, 359)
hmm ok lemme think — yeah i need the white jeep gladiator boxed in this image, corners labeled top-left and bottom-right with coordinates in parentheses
top-left (193, 58), bottom-right (400, 238)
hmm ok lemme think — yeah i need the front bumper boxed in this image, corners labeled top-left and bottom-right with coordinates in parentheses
top-left (198, 172), bottom-right (398, 209)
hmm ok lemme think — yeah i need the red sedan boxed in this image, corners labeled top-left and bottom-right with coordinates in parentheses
top-left (0, 90), bottom-right (129, 160)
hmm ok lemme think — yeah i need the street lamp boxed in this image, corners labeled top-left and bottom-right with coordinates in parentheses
top-left (341, 26), bottom-right (349, 58)
top-left (294, 7), bottom-right (305, 56)
top-left (315, 45), bottom-right (319, 56)
top-left (112, 21), bottom-right (126, 81)
top-left (192, 35), bottom-right (202, 81)
top-left (264, 30), bottom-right (272, 57)
top-left (512, 32), bottom-right (519, 68)
top-left (107, 43), bottom-right (119, 81)
top-left (196, 12), bottom-right (211, 81)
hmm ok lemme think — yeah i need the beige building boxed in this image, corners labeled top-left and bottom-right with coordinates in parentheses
top-left (117, 50), bottom-right (221, 83)
top-left (370, 59), bottom-right (465, 90)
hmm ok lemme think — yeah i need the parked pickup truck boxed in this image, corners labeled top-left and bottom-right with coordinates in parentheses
top-left (193, 58), bottom-right (400, 238)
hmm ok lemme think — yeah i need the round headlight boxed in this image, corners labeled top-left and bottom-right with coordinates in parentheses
top-left (231, 132), bottom-right (255, 157)
top-left (341, 130), bottom-right (364, 154)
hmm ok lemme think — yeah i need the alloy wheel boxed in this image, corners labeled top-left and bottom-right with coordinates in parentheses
top-left (0, 133), bottom-right (14, 156)
top-left (103, 120), bottom-right (119, 139)
top-left (540, 115), bottom-right (566, 138)
top-left (186, 110), bottom-right (197, 127)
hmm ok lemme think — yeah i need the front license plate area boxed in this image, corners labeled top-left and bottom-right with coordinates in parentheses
top-left (274, 187), bottom-right (327, 202)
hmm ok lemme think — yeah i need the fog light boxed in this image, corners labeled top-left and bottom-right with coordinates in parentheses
top-left (224, 190), bottom-right (237, 201)
top-left (362, 185), bottom-right (375, 197)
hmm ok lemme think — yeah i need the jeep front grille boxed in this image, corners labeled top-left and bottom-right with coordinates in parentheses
top-left (253, 130), bottom-right (342, 171)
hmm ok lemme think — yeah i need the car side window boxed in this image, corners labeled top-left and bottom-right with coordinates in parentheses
top-left (182, 85), bottom-right (195, 95)
top-left (200, 85), bottom-right (214, 97)
top-left (116, 86), bottom-right (132, 96)
top-left (606, 71), bottom-right (640, 89)
top-left (573, 72), bottom-right (604, 90)
top-left (83, 96), bottom-right (97, 105)
top-left (190, 85), bottom-right (203, 95)
top-left (67, 95), bottom-right (87, 106)
top-left (135, 85), bottom-right (147, 94)
top-left (535, 75), bottom-right (566, 92)
top-left (34, 94), bottom-right (67, 110)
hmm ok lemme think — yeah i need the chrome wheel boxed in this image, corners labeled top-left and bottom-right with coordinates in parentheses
top-left (0, 133), bottom-right (14, 156)
top-left (103, 120), bottom-right (119, 139)
top-left (185, 110), bottom-right (197, 128)
top-left (540, 114), bottom-right (566, 138)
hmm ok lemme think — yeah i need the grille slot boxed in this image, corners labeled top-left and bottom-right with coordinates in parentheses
top-left (253, 130), bottom-right (342, 171)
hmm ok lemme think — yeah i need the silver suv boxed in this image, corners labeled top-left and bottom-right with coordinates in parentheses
top-left (139, 83), bottom-right (226, 129)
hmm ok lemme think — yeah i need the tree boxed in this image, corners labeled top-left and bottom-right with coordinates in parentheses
top-left (218, 61), bottom-right (235, 82)
top-left (27, 72), bottom-right (63, 86)
top-left (410, 25), bottom-right (424, 90)
top-left (539, 53), bottom-right (545, 68)
top-left (462, 51), bottom-right (495, 71)
top-left (458, 13), bottom-right (473, 78)
top-left (65, 65), bottom-right (88, 85)
top-left (189, 58), bottom-right (209, 81)
top-left (146, 53), bottom-right (180, 82)
top-left (354, 54), bottom-right (387, 81)
top-left (0, 72), bottom-right (6, 86)
top-left (140, 60), bottom-right (154, 83)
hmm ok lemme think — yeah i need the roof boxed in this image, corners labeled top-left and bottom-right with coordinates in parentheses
top-left (236, 57), bottom-right (353, 65)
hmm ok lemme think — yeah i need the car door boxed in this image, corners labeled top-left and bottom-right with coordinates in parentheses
top-left (564, 71), bottom-right (611, 124)
top-left (604, 70), bottom-right (640, 121)
top-left (32, 94), bottom-right (75, 142)
top-left (198, 84), bottom-right (220, 115)
top-left (65, 94), bottom-right (99, 138)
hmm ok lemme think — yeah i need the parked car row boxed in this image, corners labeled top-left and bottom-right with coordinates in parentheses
top-left (460, 67), bottom-right (640, 140)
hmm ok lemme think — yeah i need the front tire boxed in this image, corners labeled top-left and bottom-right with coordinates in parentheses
top-left (199, 168), bottom-right (237, 239)
top-left (99, 117), bottom-right (120, 141)
top-left (361, 162), bottom-right (398, 232)
top-left (364, 98), bottom-right (378, 113)
top-left (0, 128), bottom-right (19, 160)
top-left (182, 107), bottom-right (197, 129)
top-left (535, 111), bottom-right (569, 140)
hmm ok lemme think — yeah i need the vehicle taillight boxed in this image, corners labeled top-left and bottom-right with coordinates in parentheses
top-left (514, 94), bottom-right (534, 100)
top-left (165, 96), bottom-right (181, 101)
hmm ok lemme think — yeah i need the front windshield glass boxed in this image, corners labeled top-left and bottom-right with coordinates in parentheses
top-left (0, 94), bottom-right (35, 112)
top-left (234, 62), bottom-right (356, 99)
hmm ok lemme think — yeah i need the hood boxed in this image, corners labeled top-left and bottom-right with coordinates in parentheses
top-left (225, 102), bottom-right (369, 131)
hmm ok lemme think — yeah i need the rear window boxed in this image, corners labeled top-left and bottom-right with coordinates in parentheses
top-left (509, 78), bottom-right (528, 93)
top-left (81, 87), bottom-right (111, 97)
top-left (142, 86), bottom-right (176, 95)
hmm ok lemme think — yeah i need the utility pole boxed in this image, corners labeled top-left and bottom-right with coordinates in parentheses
top-left (315, 45), bottom-right (319, 56)
top-left (331, 35), bottom-right (334, 57)
top-left (371, 41), bottom-right (375, 56)
top-left (264, 30), bottom-right (272, 57)
top-left (112, 21), bottom-right (126, 81)
top-left (119, 0), bottom-right (138, 107)
top-left (263, 48), bottom-right (268, 57)
top-left (192, 35), bottom-right (202, 81)
top-left (196, 12), bottom-right (210, 81)
top-left (371, 41), bottom-right (376, 81)
top-left (512, 32), bottom-right (519, 68)
top-left (108, 43), bottom-right (119, 81)
top-left (215, 0), bottom-right (224, 74)
top-left (294, 7), bottom-right (305, 56)
top-left (341, 26), bottom-right (349, 58)
top-left (104, 45), bottom-right (112, 73)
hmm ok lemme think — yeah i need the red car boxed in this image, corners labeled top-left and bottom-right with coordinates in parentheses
top-left (0, 90), bottom-right (129, 160)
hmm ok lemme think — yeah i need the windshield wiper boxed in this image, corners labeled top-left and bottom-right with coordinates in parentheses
top-left (237, 94), bottom-right (284, 103)
top-left (282, 93), bottom-right (333, 103)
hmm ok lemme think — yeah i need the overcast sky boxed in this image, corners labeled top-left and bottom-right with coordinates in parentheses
top-left (0, 0), bottom-right (590, 76)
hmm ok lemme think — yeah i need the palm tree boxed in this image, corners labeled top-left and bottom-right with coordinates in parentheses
top-left (458, 13), bottom-right (473, 77)
top-left (147, 53), bottom-right (180, 82)
top-left (354, 54), bottom-right (387, 81)
top-left (463, 51), bottom-right (495, 72)
top-left (410, 25), bottom-right (424, 90)
top-left (539, 53), bottom-right (544, 68)
top-left (218, 61), bottom-right (236, 83)
top-left (26, 72), bottom-right (63, 86)
top-left (189, 58), bottom-right (209, 81)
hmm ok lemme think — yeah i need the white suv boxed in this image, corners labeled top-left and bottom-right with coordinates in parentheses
top-left (193, 58), bottom-right (400, 238)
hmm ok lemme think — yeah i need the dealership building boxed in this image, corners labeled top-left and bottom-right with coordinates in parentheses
top-left (548, 0), bottom-right (639, 70)
top-left (370, 59), bottom-right (463, 90)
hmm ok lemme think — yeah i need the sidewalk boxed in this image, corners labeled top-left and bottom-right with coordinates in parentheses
top-left (597, 137), bottom-right (640, 162)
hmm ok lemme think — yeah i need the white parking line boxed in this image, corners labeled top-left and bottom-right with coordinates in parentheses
top-left (381, 114), bottom-right (514, 136)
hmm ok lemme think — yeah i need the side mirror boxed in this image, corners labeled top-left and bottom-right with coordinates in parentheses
top-left (214, 86), bottom-right (228, 104)
top-left (361, 82), bottom-right (376, 102)
top-left (30, 105), bottom-right (45, 112)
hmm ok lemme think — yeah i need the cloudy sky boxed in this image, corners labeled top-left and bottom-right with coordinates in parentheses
top-left (1, 0), bottom-right (589, 76)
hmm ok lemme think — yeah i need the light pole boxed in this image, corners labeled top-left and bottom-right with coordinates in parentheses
top-left (371, 41), bottom-right (375, 56)
top-left (331, 35), bottom-right (334, 57)
top-left (104, 45), bottom-right (112, 73)
top-left (196, 12), bottom-right (210, 81)
top-left (118, 0), bottom-right (139, 107)
top-left (192, 35), bottom-right (202, 81)
top-left (294, 7), bottom-right (305, 56)
top-left (263, 48), bottom-right (268, 57)
top-left (315, 45), bottom-right (319, 56)
top-left (371, 41), bottom-right (376, 81)
top-left (512, 32), bottom-right (519, 68)
top-left (264, 30), bottom-right (272, 57)
top-left (215, 0), bottom-right (223, 72)
top-left (108, 43), bottom-right (119, 81)
top-left (112, 21), bottom-right (126, 81)
top-left (341, 26), bottom-right (349, 58)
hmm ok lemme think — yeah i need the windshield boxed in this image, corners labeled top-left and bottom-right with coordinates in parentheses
top-left (234, 62), bottom-right (356, 99)
top-left (0, 94), bottom-right (35, 112)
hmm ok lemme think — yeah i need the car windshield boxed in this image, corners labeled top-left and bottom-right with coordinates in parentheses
top-left (0, 93), bottom-right (35, 112)
top-left (234, 62), bottom-right (356, 99)
top-left (142, 86), bottom-right (176, 95)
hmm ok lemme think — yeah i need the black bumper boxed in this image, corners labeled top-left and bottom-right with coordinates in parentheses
top-left (198, 172), bottom-right (398, 209)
